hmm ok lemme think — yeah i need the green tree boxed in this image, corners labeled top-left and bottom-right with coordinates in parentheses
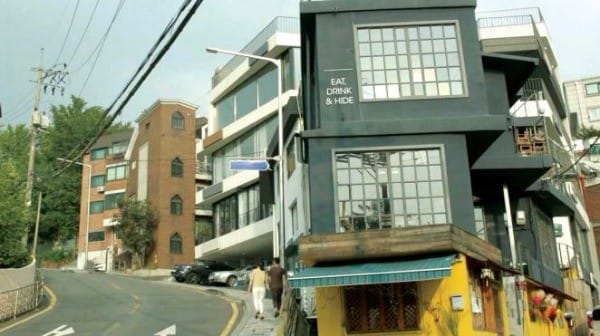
top-left (114, 199), bottom-right (159, 268)
top-left (0, 161), bottom-right (30, 267)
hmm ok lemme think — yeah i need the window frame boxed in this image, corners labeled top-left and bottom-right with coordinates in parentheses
top-left (588, 106), bottom-right (600, 122)
top-left (106, 164), bottom-right (128, 181)
top-left (286, 137), bottom-right (297, 178)
top-left (332, 145), bottom-right (451, 233)
top-left (171, 157), bottom-right (184, 177)
top-left (585, 82), bottom-right (600, 96)
top-left (354, 20), bottom-right (468, 102)
top-left (91, 175), bottom-right (105, 187)
top-left (104, 192), bottom-right (125, 210)
top-left (170, 195), bottom-right (183, 215)
top-left (88, 230), bottom-right (105, 242)
top-left (171, 111), bottom-right (185, 129)
top-left (90, 200), bottom-right (105, 214)
top-left (91, 148), bottom-right (108, 160)
top-left (343, 282), bottom-right (420, 333)
top-left (169, 233), bottom-right (183, 254)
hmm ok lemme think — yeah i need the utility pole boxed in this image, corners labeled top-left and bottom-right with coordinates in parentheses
top-left (24, 49), bottom-right (68, 207)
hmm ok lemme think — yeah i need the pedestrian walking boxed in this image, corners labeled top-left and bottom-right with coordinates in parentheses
top-left (248, 263), bottom-right (268, 320)
top-left (267, 257), bottom-right (287, 317)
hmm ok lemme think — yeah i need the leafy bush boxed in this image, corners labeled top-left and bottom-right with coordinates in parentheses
top-left (40, 248), bottom-right (75, 263)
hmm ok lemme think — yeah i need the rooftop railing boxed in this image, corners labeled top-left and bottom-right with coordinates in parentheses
top-left (476, 7), bottom-right (544, 25)
top-left (210, 16), bottom-right (299, 87)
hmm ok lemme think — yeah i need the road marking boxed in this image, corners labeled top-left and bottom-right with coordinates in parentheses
top-left (41, 324), bottom-right (75, 336)
top-left (101, 322), bottom-right (120, 336)
top-left (0, 285), bottom-right (57, 334)
top-left (154, 324), bottom-right (176, 335)
top-left (219, 301), bottom-right (239, 336)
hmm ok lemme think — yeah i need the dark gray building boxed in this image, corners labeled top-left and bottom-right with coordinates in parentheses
top-left (290, 1), bottom-right (596, 335)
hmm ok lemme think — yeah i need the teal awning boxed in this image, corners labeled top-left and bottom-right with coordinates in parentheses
top-left (289, 254), bottom-right (455, 288)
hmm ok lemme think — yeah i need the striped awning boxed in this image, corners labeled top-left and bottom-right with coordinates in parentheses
top-left (289, 254), bottom-right (455, 288)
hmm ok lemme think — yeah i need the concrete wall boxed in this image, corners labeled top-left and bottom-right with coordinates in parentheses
top-left (0, 259), bottom-right (35, 293)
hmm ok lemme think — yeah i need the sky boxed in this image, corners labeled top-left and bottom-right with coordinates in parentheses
top-left (1, 0), bottom-right (599, 127)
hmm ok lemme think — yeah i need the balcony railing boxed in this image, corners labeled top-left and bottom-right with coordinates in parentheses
top-left (196, 162), bottom-right (213, 175)
top-left (210, 16), bottom-right (299, 87)
top-left (476, 7), bottom-right (544, 27)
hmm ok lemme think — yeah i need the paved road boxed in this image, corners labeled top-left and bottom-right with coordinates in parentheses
top-left (2, 270), bottom-right (234, 336)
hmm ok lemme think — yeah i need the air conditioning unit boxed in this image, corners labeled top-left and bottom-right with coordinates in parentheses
top-left (96, 186), bottom-right (105, 193)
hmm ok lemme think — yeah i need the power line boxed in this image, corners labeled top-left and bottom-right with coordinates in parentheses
top-left (56, 0), bottom-right (204, 175)
top-left (78, 0), bottom-right (126, 96)
top-left (53, 0), bottom-right (81, 66)
top-left (67, 0), bottom-right (101, 67)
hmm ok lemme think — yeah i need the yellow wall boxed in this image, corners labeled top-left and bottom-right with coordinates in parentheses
top-left (523, 289), bottom-right (570, 336)
top-left (315, 254), bottom-right (511, 336)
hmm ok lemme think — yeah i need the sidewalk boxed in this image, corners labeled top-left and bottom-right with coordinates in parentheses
top-left (209, 285), bottom-right (282, 336)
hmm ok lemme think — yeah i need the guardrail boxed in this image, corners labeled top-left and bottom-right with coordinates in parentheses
top-left (0, 272), bottom-right (44, 321)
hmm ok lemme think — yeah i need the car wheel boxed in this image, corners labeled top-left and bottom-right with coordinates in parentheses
top-left (185, 272), bottom-right (199, 284)
top-left (226, 276), bottom-right (237, 287)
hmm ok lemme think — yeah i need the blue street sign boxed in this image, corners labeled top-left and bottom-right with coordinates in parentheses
top-left (230, 159), bottom-right (271, 171)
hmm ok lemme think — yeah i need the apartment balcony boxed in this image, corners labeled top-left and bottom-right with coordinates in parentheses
top-left (299, 224), bottom-right (502, 267)
top-left (195, 161), bottom-right (212, 181)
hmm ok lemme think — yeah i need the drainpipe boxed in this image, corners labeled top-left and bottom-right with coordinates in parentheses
top-left (503, 184), bottom-right (518, 268)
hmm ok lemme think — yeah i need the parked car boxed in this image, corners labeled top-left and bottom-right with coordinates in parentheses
top-left (171, 260), bottom-right (234, 285)
top-left (208, 265), bottom-right (254, 287)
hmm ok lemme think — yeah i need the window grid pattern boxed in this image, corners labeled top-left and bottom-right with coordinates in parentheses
top-left (336, 149), bottom-right (448, 232)
top-left (104, 192), bottom-right (125, 210)
top-left (172, 111), bottom-right (185, 129)
top-left (170, 233), bottom-right (183, 254)
top-left (589, 107), bottom-right (600, 121)
top-left (344, 283), bottom-right (419, 333)
top-left (91, 175), bottom-right (105, 187)
top-left (171, 157), bottom-right (184, 177)
top-left (357, 24), bottom-right (464, 100)
top-left (88, 231), bottom-right (105, 242)
top-left (90, 201), bottom-right (105, 214)
top-left (585, 82), bottom-right (600, 96)
top-left (474, 206), bottom-right (486, 240)
top-left (106, 164), bottom-right (127, 181)
top-left (170, 195), bottom-right (183, 215)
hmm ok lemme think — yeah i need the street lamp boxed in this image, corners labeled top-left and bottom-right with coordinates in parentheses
top-left (206, 47), bottom-right (284, 263)
top-left (57, 157), bottom-right (92, 270)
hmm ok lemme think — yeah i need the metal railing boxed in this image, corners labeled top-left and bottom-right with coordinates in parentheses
top-left (211, 16), bottom-right (299, 87)
top-left (476, 7), bottom-right (544, 25)
top-left (238, 206), bottom-right (270, 227)
top-left (196, 161), bottom-right (213, 175)
top-left (0, 274), bottom-right (44, 321)
top-left (282, 288), bottom-right (311, 336)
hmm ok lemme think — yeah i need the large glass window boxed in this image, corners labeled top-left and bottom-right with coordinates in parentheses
top-left (105, 192), bottom-right (125, 209)
top-left (172, 111), bottom-right (185, 129)
top-left (216, 195), bottom-right (238, 235)
top-left (171, 157), bottom-right (184, 177)
top-left (357, 23), bottom-right (465, 100)
top-left (589, 107), bottom-right (600, 121)
top-left (236, 81), bottom-right (258, 119)
top-left (171, 195), bottom-right (183, 215)
top-left (212, 117), bottom-right (277, 183)
top-left (90, 201), bottom-right (105, 214)
top-left (585, 82), bottom-right (600, 96)
top-left (170, 233), bottom-right (183, 254)
top-left (344, 283), bottom-right (419, 332)
top-left (106, 164), bottom-right (127, 181)
top-left (91, 175), bottom-right (105, 187)
top-left (194, 218), bottom-right (214, 244)
top-left (474, 206), bottom-right (486, 240)
top-left (336, 148), bottom-right (448, 232)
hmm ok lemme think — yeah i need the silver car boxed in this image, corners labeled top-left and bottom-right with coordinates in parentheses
top-left (208, 265), bottom-right (254, 287)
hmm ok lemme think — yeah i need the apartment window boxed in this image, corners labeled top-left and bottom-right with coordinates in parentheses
top-left (170, 195), bottom-right (183, 215)
top-left (172, 111), bottom-right (185, 129)
top-left (215, 195), bottom-right (238, 235)
top-left (590, 144), bottom-right (600, 155)
top-left (286, 138), bottom-right (297, 178)
top-left (91, 148), bottom-right (108, 160)
top-left (344, 283), bottom-right (419, 332)
top-left (91, 175), bottom-right (105, 187)
top-left (470, 268), bottom-right (503, 333)
top-left (474, 206), bottom-right (486, 240)
top-left (171, 157), bottom-right (184, 177)
top-left (169, 233), bottom-right (183, 254)
top-left (110, 141), bottom-right (128, 155)
top-left (106, 164), bottom-right (127, 181)
top-left (88, 230), bottom-right (105, 242)
top-left (357, 23), bottom-right (465, 100)
top-left (585, 82), bottom-right (600, 96)
top-left (537, 208), bottom-right (559, 269)
top-left (336, 148), bottom-right (448, 232)
top-left (589, 107), bottom-right (600, 121)
top-left (90, 201), bottom-right (105, 214)
top-left (105, 192), bottom-right (125, 209)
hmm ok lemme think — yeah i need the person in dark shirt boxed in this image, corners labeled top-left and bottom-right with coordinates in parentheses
top-left (267, 257), bottom-right (287, 317)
